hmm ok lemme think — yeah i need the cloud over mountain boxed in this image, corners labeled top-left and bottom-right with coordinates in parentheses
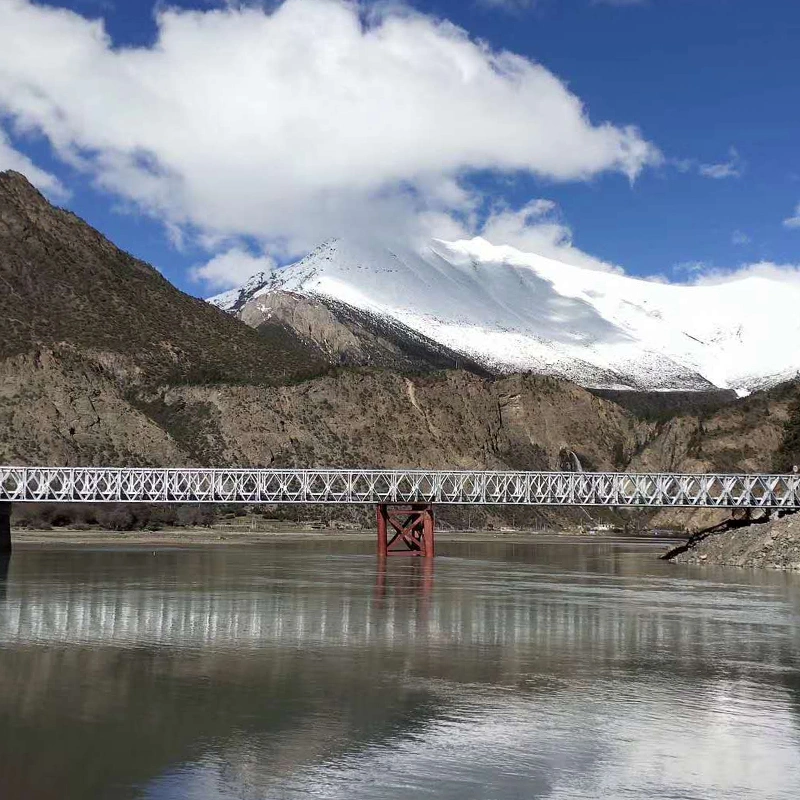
top-left (0, 0), bottom-right (659, 262)
top-left (0, 125), bottom-right (66, 198)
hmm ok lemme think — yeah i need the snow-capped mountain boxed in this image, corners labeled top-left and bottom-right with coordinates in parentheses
top-left (209, 237), bottom-right (800, 393)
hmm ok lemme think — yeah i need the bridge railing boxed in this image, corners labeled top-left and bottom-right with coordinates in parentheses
top-left (1, 467), bottom-right (799, 508)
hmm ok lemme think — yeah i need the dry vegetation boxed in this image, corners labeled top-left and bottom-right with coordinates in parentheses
top-left (0, 170), bottom-right (326, 386)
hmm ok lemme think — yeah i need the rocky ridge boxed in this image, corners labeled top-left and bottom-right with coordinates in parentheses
top-left (240, 290), bottom-right (492, 375)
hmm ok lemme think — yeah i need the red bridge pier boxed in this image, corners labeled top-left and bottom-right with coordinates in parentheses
top-left (0, 502), bottom-right (11, 554)
top-left (376, 503), bottom-right (435, 558)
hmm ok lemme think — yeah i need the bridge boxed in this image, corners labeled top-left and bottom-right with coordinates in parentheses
top-left (2, 466), bottom-right (799, 555)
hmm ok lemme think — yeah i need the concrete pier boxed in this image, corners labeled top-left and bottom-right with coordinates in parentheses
top-left (0, 502), bottom-right (11, 554)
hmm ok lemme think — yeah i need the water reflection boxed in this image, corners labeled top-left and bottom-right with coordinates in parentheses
top-left (1, 557), bottom-right (794, 671)
top-left (0, 542), bottom-right (799, 799)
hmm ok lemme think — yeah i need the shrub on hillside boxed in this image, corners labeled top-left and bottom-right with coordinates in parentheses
top-left (97, 506), bottom-right (136, 531)
top-left (150, 506), bottom-right (179, 527)
top-left (176, 505), bottom-right (215, 527)
top-left (775, 394), bottom-right (800, 472)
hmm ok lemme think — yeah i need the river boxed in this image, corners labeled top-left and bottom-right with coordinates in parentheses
top-left (1, 536), bottom-right (799, 799)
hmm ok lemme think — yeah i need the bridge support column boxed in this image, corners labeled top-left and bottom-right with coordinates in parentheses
top-left (376, 503), bottom-right (435, 558)
top-left (0, 502), bottom-right (11, 554)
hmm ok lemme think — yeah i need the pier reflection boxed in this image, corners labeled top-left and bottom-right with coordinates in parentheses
top-left (0, 554), bottom-right (8, 601)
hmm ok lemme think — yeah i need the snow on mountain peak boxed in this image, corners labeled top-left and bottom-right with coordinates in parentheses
top-left (208, 237), bottom-right (800, 392)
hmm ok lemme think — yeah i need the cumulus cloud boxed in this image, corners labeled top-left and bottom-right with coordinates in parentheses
top-left (480, 199), bottom-right (622, 273)
top-left (672, 147), bottom-right (745, 180)
top-left (0, 0), bottom-right (659, 273)
top-left (190, 247), bottom-right (277, 289)
top-left (671, 260), bottom-right (709, 280)
top-left (784, 204), bottom-right (800, 229)
top-left (0, 124), bottom-right (67, 198)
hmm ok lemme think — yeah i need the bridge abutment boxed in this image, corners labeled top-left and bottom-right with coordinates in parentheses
top-left (377, 503), bottom-right (435, 558)
top-left (0, 502), bottom-right (11, 554)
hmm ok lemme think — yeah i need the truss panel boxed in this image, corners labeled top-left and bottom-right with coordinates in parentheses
top-left (1, 467), bottom-right (799, 508)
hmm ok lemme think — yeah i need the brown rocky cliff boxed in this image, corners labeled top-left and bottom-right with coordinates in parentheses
top-left (630, 386), bottom-right (795, 475)
top-left (1, 349), bottom-right (651, 473)
top-left (127, 371), bottom-right (650, 471)
top-left (0, 348), bottom-right (184, 466)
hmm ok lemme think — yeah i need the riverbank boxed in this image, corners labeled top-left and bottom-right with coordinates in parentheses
top-left (8, 526), bottom-right (676, 548)
top-left (667, 513), bottom-right (800, 571)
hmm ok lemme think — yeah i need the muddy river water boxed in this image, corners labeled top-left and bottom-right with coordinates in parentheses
top-left (1, 536), bottom-right (799, 799)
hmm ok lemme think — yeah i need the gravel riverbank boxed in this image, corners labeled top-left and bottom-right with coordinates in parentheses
top-left (668, 513), bottom-right (800, 570)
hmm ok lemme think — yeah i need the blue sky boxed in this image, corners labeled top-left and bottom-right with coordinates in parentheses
top-left (0, 0), bottom-right (798, 294)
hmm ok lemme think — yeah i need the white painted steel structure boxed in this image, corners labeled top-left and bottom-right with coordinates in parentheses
top-left (1, 467), bottom-right (799, 508)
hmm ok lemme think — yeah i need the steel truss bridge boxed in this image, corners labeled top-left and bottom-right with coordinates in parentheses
top-left (2, 466), bottom-right (799, 509)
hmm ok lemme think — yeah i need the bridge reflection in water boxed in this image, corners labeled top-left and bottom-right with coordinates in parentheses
top-left (1, 544), bottom-right (799, 800)
top-left (0, 548), bottom-right (795, 667)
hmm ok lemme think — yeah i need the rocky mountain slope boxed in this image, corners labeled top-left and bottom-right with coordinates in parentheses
top-left (236, 290), bottom-right (492, 376)
top-left (3, 335), bottom-right (797, 480)
top-left (212, 237), bottom-right (800, 393)
top-left (0, 171), bottom-right (325, 385)
top-left (0, 346), bottom-right (648, 471)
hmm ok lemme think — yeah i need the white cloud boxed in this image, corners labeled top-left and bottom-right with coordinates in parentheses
top-left (687, 261), bottom-right (800, 287)
top-left (190, 247), bottom-right (277, 289)
top-left (0, 0), bottom-right (660, 264)
top-left (698, 147), bottom-right (744, 179)
top-left (731, 230), bottom-right (750, 245)
top-left (666, 259), bottom-right (800, 291)
top-left (671, 260), bottom-right (710, 279)
top-left (480, 198), bottom-right (622, 273)
top-left (784, 204), bottom-right (800, 229)
top-left (671, 147), bottom-right (745, 180)
top-left (0, 124), bottom-right (67, 198)
top-left (188, 196), bottom-right (622, 290)
top-left (672, 158), bottom-right (694, 173)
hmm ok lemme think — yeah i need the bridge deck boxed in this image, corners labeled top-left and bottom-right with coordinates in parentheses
top-left (2, 467), bottom-right (799, 508)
